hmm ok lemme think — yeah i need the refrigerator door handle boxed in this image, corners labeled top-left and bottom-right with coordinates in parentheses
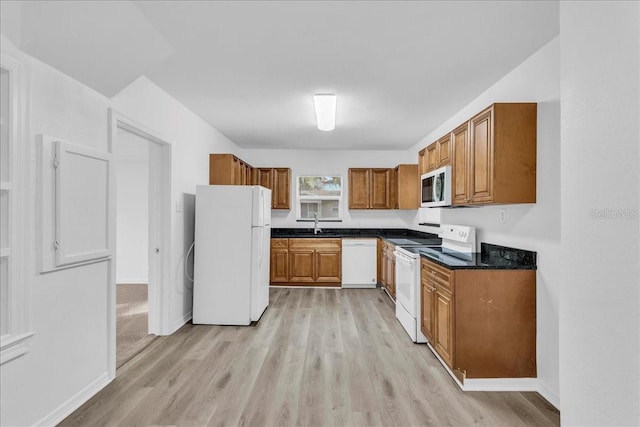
top-left (258, 229), bottom-right (263, 267)
top-left (259, 190), bottom-right (264, 226)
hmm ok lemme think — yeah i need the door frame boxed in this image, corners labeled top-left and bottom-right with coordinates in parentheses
top-left (107, 109), bottom-right (172, 378)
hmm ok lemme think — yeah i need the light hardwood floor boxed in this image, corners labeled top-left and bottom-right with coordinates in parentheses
top-left (116, 284), bottom-right (156, 368)
top-left (61, 288), bottom-right (559, 426)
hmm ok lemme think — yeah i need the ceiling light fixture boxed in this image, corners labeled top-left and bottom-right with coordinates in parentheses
top-left (313, 93), bottom-right (336, 131)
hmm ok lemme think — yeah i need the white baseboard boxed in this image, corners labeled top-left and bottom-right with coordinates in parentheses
top-left (116, 280), bottom-right (148, 285)
top-left (425, 343), bottom-right (560, 410)
top-left (537, 379), bottom-right (561, 410)
top-left (341, 284), bottom-right (377, 289)
top-left (165, 311), bottom-right (192, 335)
top-left (461, 377), bottom-right (538, 392)
top-left (426, 343), bottom-right (538, 392)
top-left (35, 372), bottom-right (111, 427)
top-left (269, 285), bottom-right (341, 289)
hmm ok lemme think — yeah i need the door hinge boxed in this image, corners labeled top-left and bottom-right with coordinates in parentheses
top-left (53, 241), bottom-right (60, 250)
top-left (53, 157), bottom-right (60, 169)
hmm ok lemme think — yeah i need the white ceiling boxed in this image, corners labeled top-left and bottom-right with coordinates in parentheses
top-left (2, 1), bottom-right (559, 150)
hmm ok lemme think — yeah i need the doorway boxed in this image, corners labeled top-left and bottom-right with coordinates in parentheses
top-left (114, 127), bottom-right (153, 368)
top-left (108, 110), bottom-right (172, 376)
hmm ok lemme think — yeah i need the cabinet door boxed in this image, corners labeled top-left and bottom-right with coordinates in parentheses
top-left (380, 246), bottom-right (389, 290)
top-left (418, 148), bottom-right (428, 175)
top-left (394, 165), bottom-right (419, 210)
top-left (348, 169), bottom-right (370, 209)
top-left (256, 168), bottom-right (273, 190)
top-left (314, 250), bottom-right (341, 283)
top-left (437, 134), bottom-right (451, 167)
top-left (469, 107), bottom-right (494, 203)
top-left (209, 154), bottom-right (234, 185)
top-left (232, 157), bottom-right (243, 185)
top-left (421, 279), bottom-right (436, 343)
top-left (434, 288), bottom-right (454, 368)
top-left (244, 164), bottom-right (253, 186)
top-left (426, 143), bottom-right (438, 172)
top-left (451, 122), bottom-right (469, 205)
top-left (389, 255), bottom-right (396, 298)
top-left (270, 249), bottom-right (289, 283)
top-left (289, 250), bottom-right (315, 283)
top-left (383, 246), bottom-right (396, 298)
top-left (370, 169), bottom-right (393, 209)
top-left (273, 168), bottom-right (291, 209)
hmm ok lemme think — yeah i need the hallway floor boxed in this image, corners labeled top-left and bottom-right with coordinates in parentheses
top-left (116, 283), bottom-right (156, 368)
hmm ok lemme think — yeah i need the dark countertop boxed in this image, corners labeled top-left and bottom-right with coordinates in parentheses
top-left (414, 242), bottom-right (537, 270)
top-left (271, 227), bottom-right (441, 245)
top-left (272, 229), bottom-right (535, 271)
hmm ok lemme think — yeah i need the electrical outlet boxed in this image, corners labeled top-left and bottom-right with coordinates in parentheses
top-left (499, 209), bottom-right (507, 223)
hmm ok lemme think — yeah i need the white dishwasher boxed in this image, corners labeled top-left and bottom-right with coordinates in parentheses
top-left (341, 239), bottom-right (378, 288)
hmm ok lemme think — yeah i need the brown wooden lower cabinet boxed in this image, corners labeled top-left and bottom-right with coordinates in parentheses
top-left (420, 258), bottom-right (536, 381)
top-left (270, 239), bottom-right (289, 283)
top-left (314, 250), bottom-right (341, 284)
top-left (288, 250), bottom-right (315, 283)
top-left (380, 240), bottom-right (396, 298)
top-left (420, 272), bottom-right (436, 344)
top-left (270, 238), bottom-right (341, 286)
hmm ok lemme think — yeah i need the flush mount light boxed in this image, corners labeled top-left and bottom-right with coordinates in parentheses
top-left (313, 94), bottom-right (336, 131)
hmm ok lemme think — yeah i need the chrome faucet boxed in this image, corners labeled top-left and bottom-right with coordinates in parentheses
top-left (313, 212), bottom-right (322, 235)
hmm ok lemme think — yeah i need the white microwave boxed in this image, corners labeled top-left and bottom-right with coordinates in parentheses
top-left (421, 166), bottom-right (452, 207)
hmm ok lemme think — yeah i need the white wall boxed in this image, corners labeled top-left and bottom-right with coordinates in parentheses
top-left (111, 76), bottom-right (241, 334)
top-left (0, 37), bottom-right (113, 426)
top-left (240, 148), bottom-right (416, 229)
top-left (115, 127), bottom-right (149, 284)
top-left (559, 2), bottom-right (640, 426)
top-left (406, 38), bottom-right (562, 407)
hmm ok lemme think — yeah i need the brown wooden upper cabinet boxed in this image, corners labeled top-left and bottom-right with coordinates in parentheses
top-left (210, 154), bottom-right (291, 209)
top-left (254, 167), bottom-right (291, 209)
top-left (426, 143), bottom-right (438, 172)
top-left (348, 168), bottom-right (395, 210)
top-left (436, 133), bottom-right (452, 167)
top-left (418, 148), bottom-right (428, 175)
top-left (461, 103), bottom-right (536, 205)
top-left (420, 134), bottom-right (452, 175)
top-left (394, 164), bottom-right (419, 209)
top-left (451, 122), bottom-right (470, 205)
top-left (419, 103), bottom-right (537, 206)
top-left (209, 154), bottom-right (254, 185)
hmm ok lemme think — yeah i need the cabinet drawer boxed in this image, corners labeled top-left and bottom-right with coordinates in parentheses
top-left (271, 238), bottom-right (289, 249)
top-left (289, 238), bottom-right (341, 251)
top-left (314, 239), bottom-right (342, 251)
top-left (421, 259), bottom-right (453, 293)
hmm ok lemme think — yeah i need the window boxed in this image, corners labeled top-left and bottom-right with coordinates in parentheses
top-left (0, 55), bottom-right (33, 365)
top-left (297, 175), bottom-right (342, 220)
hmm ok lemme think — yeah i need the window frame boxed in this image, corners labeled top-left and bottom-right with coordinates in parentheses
top-left (0, 54), bottom-right (33, 365)
top-left (295, 175), bottom-right (343, 221)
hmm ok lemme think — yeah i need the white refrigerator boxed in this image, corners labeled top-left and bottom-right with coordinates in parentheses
top-left (193, 185), bottom-right (271, 325)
